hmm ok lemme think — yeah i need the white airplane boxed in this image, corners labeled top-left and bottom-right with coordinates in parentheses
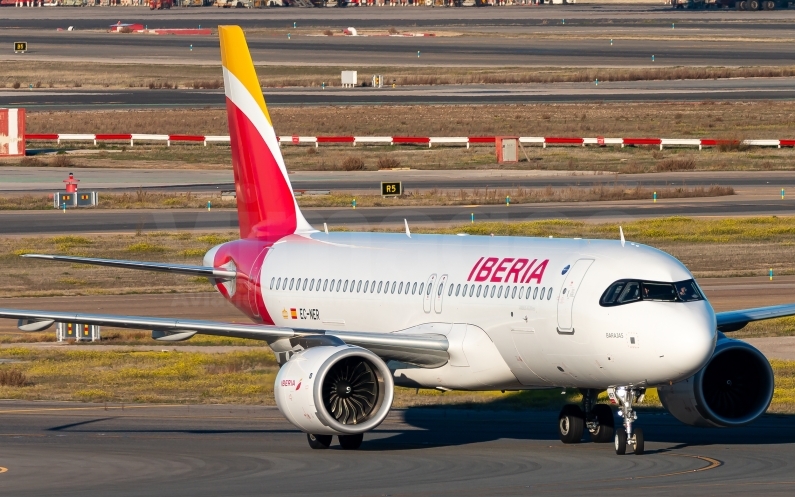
top-left (1, 26), bottom-right (790, 455)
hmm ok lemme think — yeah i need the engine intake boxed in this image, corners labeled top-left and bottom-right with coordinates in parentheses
top-left (274, 345), bottom-right (394, 436)
top-left (658, 336), bottom-right (774, 428)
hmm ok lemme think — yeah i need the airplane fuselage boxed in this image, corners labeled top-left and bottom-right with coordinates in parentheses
top-left (207, 231), bottom-right (717, 392)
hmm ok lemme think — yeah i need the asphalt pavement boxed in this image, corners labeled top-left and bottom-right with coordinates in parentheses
top-left (3, 195), bottom-right (795, 234)
top-left (6, 77), bottom-right (795, 109)
top-left (1, 401), bottom-right (794, 496)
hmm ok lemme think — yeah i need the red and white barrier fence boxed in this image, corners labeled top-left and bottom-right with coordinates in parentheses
top-left (23, 133), bottom-right (795, 150)
top-left (0, 109), bottom-right (26, 157)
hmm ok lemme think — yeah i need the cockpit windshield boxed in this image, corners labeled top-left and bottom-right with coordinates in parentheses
top-left (600, 279), bottom-right (703, 307)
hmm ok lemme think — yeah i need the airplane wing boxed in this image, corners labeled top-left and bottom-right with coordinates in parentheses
top-left (716, 303), bottom-right (795, 332)
top-left (21, 254), bottom-right (236, 279)
top-left (0, 308), bottom-right (449, 368)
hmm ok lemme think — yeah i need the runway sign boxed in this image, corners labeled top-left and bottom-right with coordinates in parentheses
top-left (381, 181), bottom-right (402, 196)
top-left (14, 42), bottom-right (27, 53)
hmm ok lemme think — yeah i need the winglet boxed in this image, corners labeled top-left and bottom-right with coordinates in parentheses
top-left (219, 25), bottom-right (314, 239)
top-left (619, 226), bottom-right (625, 247)
top-left (405, 219), bottom-right (411, 238)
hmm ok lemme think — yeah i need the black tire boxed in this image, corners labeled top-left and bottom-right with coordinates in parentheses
top-left (614, 427), bottom-right (627, 455)
top-left (307, 433), bottom-right (332, 449)
top-left (737, 0), bottom-right (747, 8)
top-left (763, 0), bottom-right (775, 8)
top-left (590, 404), bottom-right (615, 443)
top-left (633, 428), bottom-right (645, 455)
top-left (558, 404), bottom-right (585, 444)
top-left (338, 433), bottom-right (364, 450)
top-left (749, 0), bottom-right (760, 8)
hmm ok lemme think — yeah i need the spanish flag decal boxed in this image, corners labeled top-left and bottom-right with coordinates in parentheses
top-left (290, 308), bottom-right (298, 319)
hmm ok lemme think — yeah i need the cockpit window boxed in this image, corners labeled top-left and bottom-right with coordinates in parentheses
top-left (600, 279), bottom-right (703, 307)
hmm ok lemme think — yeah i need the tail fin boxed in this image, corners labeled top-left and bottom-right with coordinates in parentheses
top-left (219, 26), bottom-right (313, 239)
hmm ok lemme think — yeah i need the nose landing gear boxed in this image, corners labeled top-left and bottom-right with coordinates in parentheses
top-left (608, 386), bottom-right (646, 455)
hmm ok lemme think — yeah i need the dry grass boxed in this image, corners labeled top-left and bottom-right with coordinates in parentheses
top-left (5, 60), bottom-right (795, 90)
top-left (0, 185), bottom-right (732, 211)
top-left (297, 185), bottom-right (733, 208)
top-left (24, 101), bottom-right (795, 140)
top-left (0, 368), bottom-right (27, 387)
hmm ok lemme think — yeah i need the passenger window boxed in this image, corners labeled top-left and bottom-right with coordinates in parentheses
top-left (505, 286), bottom-right (510, 299)
top-left (426, 283), bottom-right (433, 296)
top-left (302, 279), bottom-right (308, 291)
top-left (276, 277), bottom-right (281, 290)
top-left (296, 278), bottom-right (302, 290)
top-left (456, 284), bottom-right (461, 297)
top-left (540, 287), bottom-right (545, 299)
top-left (448, 284), bottom-right (454, 297)
top-left (511, 286), bottom-right (517, 299)
top-left (363, 281), bottom-right (369, 293)
top-left (391, 282), bottom-right (397, 294)
top-left (547, 288), bottom-right (553, 300)
top-left (378, 281), bottom-right (383, 293)
top-left (309, 279), bottom-right (314, 291)
top-left (270, 277), bottom-right (275, 290)
top-left (483, 285), bottom-right (489, 297)
top-left (289, 278), bottom-right (295, 290)
top-left (356, 280), bottom-right (362, 293)
top-left (516, 287), bottom-right (521, 299)
top-left (343, 280), bottom-right (348, 292)
top-left (497, 286), bottom-right (503, 298)
top-left (490, 286), bottom-right (496, 298)
top-left (323, 279), bottom-right (328, 291)
top-left (412, 282), bottom-right (417, 295)
top-left (533, 287), bottom-right (538, 300)
top-left (330, 279), bottom-right (335, 291)
top-left (476, 285), bottom-right (482, 297)
top-left (336, 280), bottom-right (342, 292)
top-left (470, 285), bottom-right (475, 297)
top-left (405, 282), bottom-right (410, 294)
top-left (437, 283), bottom-right (444, 296)
top-left (398, 282), bottom-right (403, 294)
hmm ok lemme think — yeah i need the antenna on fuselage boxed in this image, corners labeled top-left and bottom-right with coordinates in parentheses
top-left (404, 219), bottom-right (411, 238)
top-left (324, 223), bottom-right (329, 235)
top-left (619, 226), bottom-right (625, 247)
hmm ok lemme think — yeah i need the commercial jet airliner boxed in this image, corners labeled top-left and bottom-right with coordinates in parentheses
top-left (1, 26), bottom-right (791, 455)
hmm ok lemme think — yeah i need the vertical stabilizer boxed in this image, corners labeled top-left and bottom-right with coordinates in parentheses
top-left (219, 26), bottom-right (313, 239)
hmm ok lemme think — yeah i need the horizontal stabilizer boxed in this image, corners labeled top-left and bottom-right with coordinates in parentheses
top-left (22, 254), bottom-right (236, 279)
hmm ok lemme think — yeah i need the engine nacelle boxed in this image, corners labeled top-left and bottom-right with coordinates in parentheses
top-left (274, 345), bottom-right (394, 436)
top-left (658, 336), bottom-right (773, 428)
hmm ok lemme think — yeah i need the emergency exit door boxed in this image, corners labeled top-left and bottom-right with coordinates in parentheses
top-left (423, 274), bottom-right (437, 313)
top-left (556, 259), bottom-right (594, 333)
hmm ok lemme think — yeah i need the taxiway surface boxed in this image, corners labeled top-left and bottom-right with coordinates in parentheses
top-left (2, 195), bottom-right (795, 234)
top-left (6, 78), bottom-right (795, 109)
top-left (0, 401), bottom-right (794, 496)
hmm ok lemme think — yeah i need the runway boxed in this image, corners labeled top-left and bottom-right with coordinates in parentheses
top-left (5, 168), bottom-right (795, 194)
top-left (3, 195), bottom-right (795, 234)
top-left (0, 401), bottom-right (794, 496)
top-left (6, 77), bottom-right (795, 109)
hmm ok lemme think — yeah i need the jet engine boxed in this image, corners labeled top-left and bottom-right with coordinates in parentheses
top-left (658, 335), bottom-right (773, 428)
top-left (274, 345), bottom-right (394, 436)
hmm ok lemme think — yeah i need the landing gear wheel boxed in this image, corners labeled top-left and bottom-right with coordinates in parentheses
top-left (307, 433), bottom-right (332, 449)
top-left (763, 0), bottom-right (775, 8)
top-left (558, 404), bottom-right (585, 444)
top-left (614, 428), bottom-right (627, 455)
top-left (633, 428), bottom-right (645, 455)
top-left (749, 0), bottom-right (760, 9)
top-left (338, 433), bottom-right (364, 450)
top-left (590, 404), bottom-right (615, 443)
top-left (737, 0), bottom-right (747, 8)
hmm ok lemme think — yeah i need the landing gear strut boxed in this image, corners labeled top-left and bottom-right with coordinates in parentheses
top-left (608, 386), bottom-right (646, 455)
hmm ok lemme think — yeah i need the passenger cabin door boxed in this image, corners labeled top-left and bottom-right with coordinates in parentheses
top-left (423, 274), bottom-right (437, 313)
top-left (434, 274), bottom-right (448, 314)
top-left (556, 259), bottom-right (594, 333)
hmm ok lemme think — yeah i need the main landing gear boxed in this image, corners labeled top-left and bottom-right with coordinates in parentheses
top-left (557, 389), bottom-right (615, 445)
top-left (609, 386), bottom-right (646, 455)
top-left (558, 387), bottom-right (646, 454)
top-left (307, 433), bottom-right (364, 450)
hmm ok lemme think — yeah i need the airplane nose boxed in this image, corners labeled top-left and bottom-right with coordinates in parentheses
top-left (661, 302), bottom-right (716, 378)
